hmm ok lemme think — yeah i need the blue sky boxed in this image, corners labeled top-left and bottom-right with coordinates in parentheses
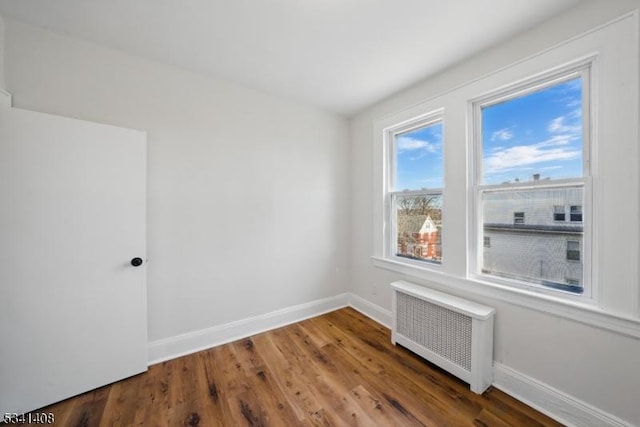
top-left (394, 122), bottom-right (443, 191)
top-left (481, 78), bottom-right (583, 185)
top-left (394, 78), bottom-right (583, 190)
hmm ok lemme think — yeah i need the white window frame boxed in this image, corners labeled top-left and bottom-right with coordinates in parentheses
top-left (470, 62), bottom-right (593, 300)
top-left (383, 110), bottom-right (445, 268)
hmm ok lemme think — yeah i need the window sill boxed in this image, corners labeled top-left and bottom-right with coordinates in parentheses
top-left (371, 256), bottom-right (640, 339)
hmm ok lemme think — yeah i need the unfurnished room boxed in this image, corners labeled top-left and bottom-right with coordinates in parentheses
top-left (1, 1), bottom-right (639, 426)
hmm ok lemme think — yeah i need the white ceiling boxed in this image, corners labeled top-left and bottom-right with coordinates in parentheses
top-left (0, 0), bottom-right (581, 116)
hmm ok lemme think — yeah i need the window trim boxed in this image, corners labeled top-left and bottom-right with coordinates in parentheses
top-left (469, 60), bottom-right (594, 301)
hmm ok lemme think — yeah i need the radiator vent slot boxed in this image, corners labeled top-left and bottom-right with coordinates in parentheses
top-left (391, 281), bottom-right (495, 394)
top-left (397, 293), bottom-right (473, 371)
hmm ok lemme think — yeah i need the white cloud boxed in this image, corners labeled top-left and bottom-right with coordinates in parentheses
top-left (547, 116), bottom-right (580, 134)
top-left (568, 108), bottom-right (582, 119)
top-left (420, 176), bottom-right (443, 184)
top-left (397, 136), bottom-right (439, 154)
top-left (565, 99), bottom-right (581, 109)
top-left (536, 134), bottom-right (577, 147)
top-left (491, 128), bottom-right (514, 141)
top-left (484, 141), bottom-right (581, 174)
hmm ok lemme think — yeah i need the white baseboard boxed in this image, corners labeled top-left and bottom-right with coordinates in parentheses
top-left (493, 362), bottom-right (633, 427)
top-left (348, 292), bottom-right (392, 328)
top-left (148, 293), bottom-right (349, 365)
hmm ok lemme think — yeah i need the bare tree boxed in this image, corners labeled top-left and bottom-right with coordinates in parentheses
top-left (397, 194), bottom-right (442, 220)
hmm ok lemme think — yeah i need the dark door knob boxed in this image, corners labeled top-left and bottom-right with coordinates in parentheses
top-left (131, 257), bottom-right (143, 267)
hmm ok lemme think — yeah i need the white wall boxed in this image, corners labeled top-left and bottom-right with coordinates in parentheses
top-left (3, 20), bottom-right (350, 344)
top-left (350, 1), bottom-right (640, 425)
top-left (0, 14), bottom-right (5, 89)
top-left (0, 13), bottom-right (8, 105)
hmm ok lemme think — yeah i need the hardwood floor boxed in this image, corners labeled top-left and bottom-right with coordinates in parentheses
top-left (20, 308), bottom-right (562, 426)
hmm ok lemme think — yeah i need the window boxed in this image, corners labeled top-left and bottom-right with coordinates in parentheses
top-left (474, 68), bottom-right (589, 294)
top-left (570, 205), bottom-right (582, 222)
top-left (372, 16), bottom-right (638, 328)
top-left (567, 240), bottom-right (581, 261)
top-left (513, 212), bottom-right (525, 225)
top-left (389, 115), bottom-right (444, 264)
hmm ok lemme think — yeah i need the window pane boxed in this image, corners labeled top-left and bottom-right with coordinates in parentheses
top-left (482, 186), bottom-right (584, 293)
top-left (394, 121), bottom-right (443, 191)
top-left (481, 78), bottom-right (583, 185)
top-left (513, 212), bottom-right (525, 224)
top-left (567, 240), bottom-right (581, 261)
top-left (570, 205), bottom-right (582, 222)
top-left (553, 205), bottom-right (566, 221)
top-left (395, 193), bottom-right (442, 263)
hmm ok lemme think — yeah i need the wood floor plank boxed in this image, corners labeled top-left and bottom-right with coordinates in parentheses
top-left (479, 388), bottom-right (557, 427)
top-left (318, 341), bottom-right (439, 427)
top-left (287, 322), bottom-right (442, 426)
top-left (130, 362), bottom-right (171, 427)
top-left (190, 351), bottom-right (226, 427)
top-left (199, 346), bottom-right (237, 424)
top-left (230, 338), bottom-right (304, 426)
top-left (473, 408), bottom-right (514, 427)
top-left (309, 312), bottom-right (478, 426)
top-left (348, 384), bottom-right (425, 427)
top-left (98, 375), bottom-right (141, 426)
top-left (21, 308), bottom-right (563, 426)
top-left (60, 385), bottom-right (109, 427)
top-left (269, 327), bottom-right (366, 425)
top-left (252, 329), bottom-right (326, 422)
top-left (331, 308), bottom-right (488, 412)
top-left (296, 318), bottom-right (334, 349)
top-left (165, 354), bottom-right (210, 427)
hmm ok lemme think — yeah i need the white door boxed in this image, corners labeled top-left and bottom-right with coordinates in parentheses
top-left (0, 107), bottom-right (148, 414)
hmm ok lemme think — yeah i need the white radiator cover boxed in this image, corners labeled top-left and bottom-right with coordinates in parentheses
top-left (391, 281), bottom-right (495, 394)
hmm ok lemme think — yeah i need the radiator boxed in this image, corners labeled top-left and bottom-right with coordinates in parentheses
top-left (391, 281), bottom-right (495, 394)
